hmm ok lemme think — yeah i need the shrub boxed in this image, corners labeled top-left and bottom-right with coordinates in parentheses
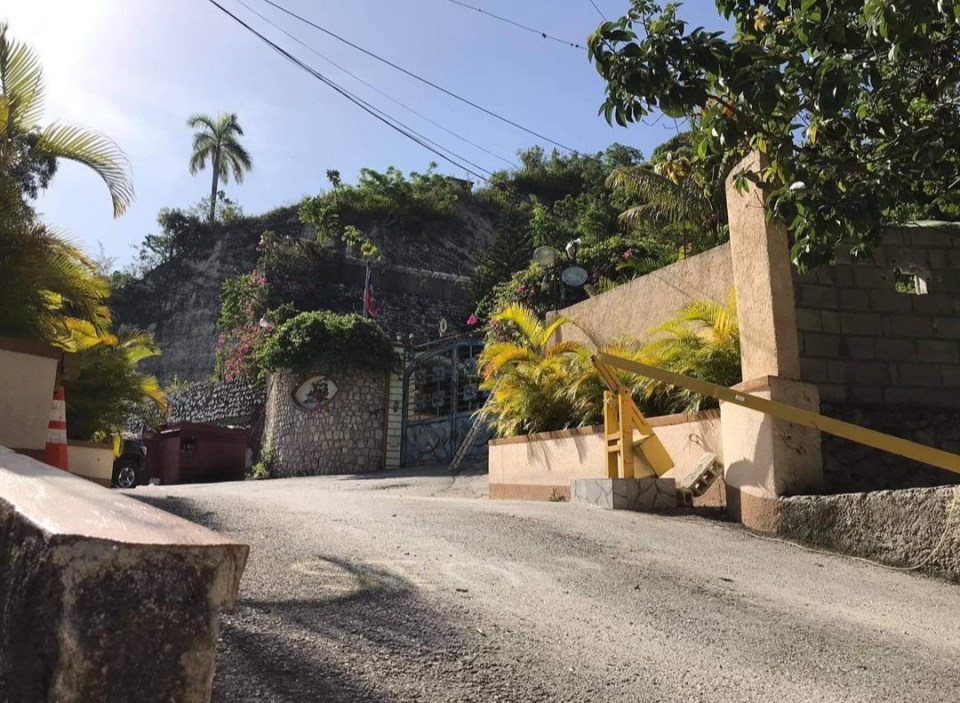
top-left (257, 311), bottom-right (397, 377)
top-left (248, 444), bottom-right (275, 480)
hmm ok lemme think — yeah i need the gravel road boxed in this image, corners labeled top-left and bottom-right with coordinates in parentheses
top-left (136, 468), bottom-right (960, 702)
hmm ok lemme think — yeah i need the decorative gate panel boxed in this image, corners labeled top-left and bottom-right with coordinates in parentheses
top-left (401, 339), bottom-right (489, 466)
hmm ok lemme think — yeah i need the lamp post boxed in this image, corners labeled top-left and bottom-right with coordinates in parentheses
top-left (534, 239), bottom-right (582, 312)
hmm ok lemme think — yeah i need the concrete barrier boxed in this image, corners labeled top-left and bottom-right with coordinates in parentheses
top-left (778, 486), bottom-right (960, 582)
top-left (0, 446), bottom-right (248, 702)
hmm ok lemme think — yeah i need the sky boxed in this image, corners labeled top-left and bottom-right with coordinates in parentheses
top-left (4, 0), bottom-right (726, 267)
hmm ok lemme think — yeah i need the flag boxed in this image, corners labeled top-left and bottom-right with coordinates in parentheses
top-left (363, 266), bottom-right (378, 318)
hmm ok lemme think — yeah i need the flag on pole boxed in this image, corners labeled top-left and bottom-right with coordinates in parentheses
top-left (363, 266), bottom-right (378, 318)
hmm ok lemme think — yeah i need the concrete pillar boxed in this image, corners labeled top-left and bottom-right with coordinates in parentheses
top-left (723, 153), bottom-right (823, 530)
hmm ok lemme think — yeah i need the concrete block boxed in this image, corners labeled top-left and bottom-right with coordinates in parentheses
top-left (837, 288), bottom-right (870, 310)
top-left (934, 318), bottom-right (960, 339)
top-left (840, 312), bottom-right (882, 336)
top-left (928, 248), bottom-right (948, 270)
top-left (817, 383), bottom-right (848, 403)
top-left (885, 315), bottom-right (935, 338)
top-left (795, 308), bottom-right (822, 332)
top-left (912, 294), bottom-right (957, 316)
top-left (848, 385), bottom-right (883, 404)
top-left (571, 477), bottom-right (677, 512)
top-left (798, 284), bottom-right (838, 310)
top-left (874, 338), bottom-right (915, 362)
top-left (870, 290), bottom-right (913, 314)
top-left (678, 453), bottom-right (721, 498)
top-left (840, 336), bottom-right (875, 360)
top-left (0, 448), bottom-right (248, 702)
top-left (851, 266), bottom-right (893, 289)
top-left (826, 360), bottom-right (847, 383)
top-left (846, 361), bottom-right (892, 385)
top-left (821, 311), bottom-right (842, 334)
top-left (833, 265), bottom-right (855, 287)
top-left (943, 367), bottom-right (960, 387)
top-left (917, 340), bottom-right (960, 364)
top-left (910, 228), bottom-right (955, 248)
top-left (897, 363), bottom-right (944, 386)
top-left (800, 358), bottom-right (827, 383)
top-left (803, 332), bottom-right (841, 358)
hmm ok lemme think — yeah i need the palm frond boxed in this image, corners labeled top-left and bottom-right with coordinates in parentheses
top-left (36, 124), bottom-right (133, 216)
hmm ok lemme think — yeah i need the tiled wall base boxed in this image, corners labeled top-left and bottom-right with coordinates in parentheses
top-left (571, 478), bottom-right (677, 511)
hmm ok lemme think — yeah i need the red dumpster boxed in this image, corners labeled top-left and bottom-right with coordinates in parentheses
top-left (155, 422), bottom-right (248, 484)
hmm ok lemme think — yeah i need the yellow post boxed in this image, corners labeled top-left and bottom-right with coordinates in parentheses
top-left (603, 391), bottom-right (618, 479)
top-left (618, 388), bottom-right (635, 479)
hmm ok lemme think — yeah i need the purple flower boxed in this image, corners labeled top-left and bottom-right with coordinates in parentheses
top-left (466, 313), bottom-right (479, 327)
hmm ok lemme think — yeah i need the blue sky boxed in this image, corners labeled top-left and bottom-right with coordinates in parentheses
top-left (5, 0), bottom-right (725, 267)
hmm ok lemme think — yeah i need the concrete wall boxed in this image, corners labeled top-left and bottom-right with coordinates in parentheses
top-left (553, 243), bottom-right (733, 346)
top-left (0, 338), bottom-right (60, 453)
top-left (793, 226), bottom-right (960, 492)
top-left (0, 446), bottom-right (247, 701)
top-left (263, 369), bottom-right (387, 476)
top-left (488, 411), bottom-right (722, 503)
top-left (778, 485), bottom-right (960, 582)
top-left (67, 441), bottom-right (114, 486)
top-left (795, 226), bottom-right (960, 407)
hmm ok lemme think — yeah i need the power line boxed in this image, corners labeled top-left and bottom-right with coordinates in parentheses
top-left (444, 0), bottom-right (586, 51)
top-left (205, 0), bottom-right (492, 181)
top-left (257, 0), bottom-right (577, 153)
top-left (234, 0), bottom-right (516, 169)
top-left (588, 0), bottom-right (608, 21)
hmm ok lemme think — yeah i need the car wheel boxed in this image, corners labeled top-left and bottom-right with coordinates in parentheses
top-left (112, 457), bottom-right (140, 489)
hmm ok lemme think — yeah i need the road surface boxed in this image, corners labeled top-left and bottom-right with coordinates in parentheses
top-left (136, 468), bottom-right (960, 702)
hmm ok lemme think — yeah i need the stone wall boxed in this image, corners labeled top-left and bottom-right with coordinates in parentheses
top-left (553, 243), bottom-right (733, 346)
top-left (263, 369), bottom-right (387, 476)
top-left (127, 378), bottom-right (265, 435)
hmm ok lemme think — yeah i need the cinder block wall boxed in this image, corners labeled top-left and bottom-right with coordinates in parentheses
top-left (794, 226), bottom-right (960, 491)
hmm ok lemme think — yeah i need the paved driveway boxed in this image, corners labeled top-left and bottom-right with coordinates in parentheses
top-left (136, 469), bottom-right (960, 702)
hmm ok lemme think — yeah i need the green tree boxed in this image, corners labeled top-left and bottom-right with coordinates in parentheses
top-left (0, 21), bottom-right (133, 217)
top-left (589, 1), bottom-right (960, 268)
top-left (64, 330), bottom-right (166, 449)
top-left (187, 112), bottom-right (252, 222)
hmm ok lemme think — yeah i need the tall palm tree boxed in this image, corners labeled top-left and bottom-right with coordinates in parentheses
top-left (0, 22), bottom-right (134, 217)
top-left (187, 112), bottom-right (252, 222)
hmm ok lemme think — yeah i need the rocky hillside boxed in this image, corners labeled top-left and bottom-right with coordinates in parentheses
top-left (112, 197), bottom-right (495, 383)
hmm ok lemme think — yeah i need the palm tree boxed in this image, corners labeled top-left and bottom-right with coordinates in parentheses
top-left (0, 22), bottom-right (134, 217)
top-left (187, 112), bottom-right (252, 222)
top-left (606, 132), bottom-right (738, 257)
top-left (0, 208), bottom-right (111, 346)
top-left (65, 329), bottom-right (166, 451)
top-left (635, 293), bottom-right (741, 414)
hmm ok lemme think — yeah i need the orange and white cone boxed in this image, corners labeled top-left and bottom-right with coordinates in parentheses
top-left (44, 385), bottom-right (69, 471)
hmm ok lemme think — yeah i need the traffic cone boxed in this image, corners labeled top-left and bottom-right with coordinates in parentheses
top-left (44, 385), bottom-right (70, 471)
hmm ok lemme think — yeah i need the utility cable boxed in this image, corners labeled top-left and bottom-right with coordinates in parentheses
top-left (234, 0), bottom-right (516, 169)
top-left (588, 0), bottom-right (608, 21)
top-left (206, 0), bottom-right (492, 181)
top-left (256, 0), bottom-right (577, 153)
top-left (444, 0), bottom-right (586, 51)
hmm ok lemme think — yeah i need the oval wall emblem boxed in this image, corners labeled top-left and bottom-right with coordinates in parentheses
top-left (292, 375), bottom-right (339, 410)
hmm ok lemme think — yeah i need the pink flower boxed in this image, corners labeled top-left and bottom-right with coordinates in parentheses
top-left (624, 248), bottom-right (634, 259)
top-left (466, 313), bottom-right (479, 327)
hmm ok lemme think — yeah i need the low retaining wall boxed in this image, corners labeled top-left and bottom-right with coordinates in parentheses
top-left (489, 411), bottom-right (722, 503)
top-left (0, 447), bottom-right (248, 701)
top-left (778, 486), bottom-right (960, 582)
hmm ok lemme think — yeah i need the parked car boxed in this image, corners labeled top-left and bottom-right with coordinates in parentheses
top-left (112, 439), bottom-right (147, 489)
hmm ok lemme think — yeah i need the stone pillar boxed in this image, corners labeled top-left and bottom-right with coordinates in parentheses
top-left (723, 152), bottom-right (823, 530)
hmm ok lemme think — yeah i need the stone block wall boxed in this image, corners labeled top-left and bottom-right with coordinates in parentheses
top-left (127, 378), bottom-right (265, 434)
top-left (794, 226), bottom-right (960, 492)
top-left (263, 369), bottom-right (387, 476)
top-left (794, 226), bottom-right (960, 408)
